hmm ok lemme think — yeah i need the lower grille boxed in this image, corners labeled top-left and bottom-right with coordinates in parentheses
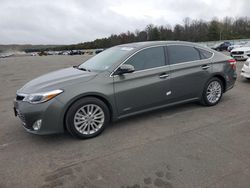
top-left (231, 51), bottom-right (244, 55)
top-left (17, 110), bottom-right (26, 125)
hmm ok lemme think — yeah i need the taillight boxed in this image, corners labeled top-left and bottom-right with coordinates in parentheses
top-left (228, 59), bottom-right (236, 70)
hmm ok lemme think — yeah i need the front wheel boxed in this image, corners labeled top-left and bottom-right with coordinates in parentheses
top-left (201, 78), bottom-right (223, 106)
top-left (65, 97), bottom-right (110, 139)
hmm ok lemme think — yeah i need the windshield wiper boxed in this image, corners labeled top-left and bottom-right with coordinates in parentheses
top-left (73, 65), bottom-right (91, 72)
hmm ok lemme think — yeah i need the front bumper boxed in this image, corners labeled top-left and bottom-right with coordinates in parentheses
top-left (241, 64), bottom-right (250, 78)
top-left (231, 54), bottom-right (250, 60)
top-left (13, 98), bottom-right (65, 135)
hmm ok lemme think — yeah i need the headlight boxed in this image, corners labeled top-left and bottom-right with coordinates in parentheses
top-left (23, 89), bottom-right (63, 104)
top-left (245, 51), bottom-right (250, 54)
top-left (245, 61), bottom-right (250, 67)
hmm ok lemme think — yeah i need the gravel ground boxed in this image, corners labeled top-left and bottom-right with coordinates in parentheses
top-left (0, 54), bottom-right (250, 188)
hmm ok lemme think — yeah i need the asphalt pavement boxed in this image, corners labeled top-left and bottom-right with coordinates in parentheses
top-left (0, 54), bottom-right (250, 188)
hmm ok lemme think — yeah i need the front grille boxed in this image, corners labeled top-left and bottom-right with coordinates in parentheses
top-left (16, 94), bottom-right (25, 101)
top-left (231, 51), bottom-right (244, 55)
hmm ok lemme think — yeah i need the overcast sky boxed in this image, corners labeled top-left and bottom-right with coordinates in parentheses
top-left (0, 0), bottom-right (249, 44)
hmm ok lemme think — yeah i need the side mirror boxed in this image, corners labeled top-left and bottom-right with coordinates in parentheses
top-left (115, 64), bottom-right (135, 75)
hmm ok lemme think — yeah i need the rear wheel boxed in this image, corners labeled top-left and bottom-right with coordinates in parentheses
top-left (65, 97), bottom-right (110, 139)
top-left (201, 77), bottom-right (223, 106)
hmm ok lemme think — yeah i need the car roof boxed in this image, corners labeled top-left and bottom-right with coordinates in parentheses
top-left (117, 41), bottom-right (207, 50)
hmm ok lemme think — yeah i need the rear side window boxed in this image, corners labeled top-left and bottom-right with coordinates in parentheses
top-left (125, 46), bottom-right (165, 71)
top-left (198, 48), bottom-right (213, 59)
top-left (167, 45), bottom-right (200, 65)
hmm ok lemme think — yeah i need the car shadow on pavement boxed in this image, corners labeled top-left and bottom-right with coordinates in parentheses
top-left (240, 78), bottom-right (250, 84)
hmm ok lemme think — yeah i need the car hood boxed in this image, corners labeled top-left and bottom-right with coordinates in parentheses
top-left (18, 67), bottom-right (97, 94)
top-left (232, 46), bottom-right (250, 52)
top-left (230, 45), bottom-right (241, 48)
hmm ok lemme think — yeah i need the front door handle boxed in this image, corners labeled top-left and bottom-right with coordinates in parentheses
top-left (159, 73), bottom-right (169, 79)
top-left (202, 65), bottom-right (210, 70)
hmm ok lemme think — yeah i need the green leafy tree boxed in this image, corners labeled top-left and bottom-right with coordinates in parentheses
top-left (208, 19), bottom-right (221, 41)
top-left (47, 16), bottom-right (250, 51)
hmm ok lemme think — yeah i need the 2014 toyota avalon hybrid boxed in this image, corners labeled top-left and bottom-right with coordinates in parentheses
top-left (14, 41), bottom-right (237, 139)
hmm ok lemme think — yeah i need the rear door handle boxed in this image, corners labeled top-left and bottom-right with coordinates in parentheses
top-left (202, 65), bottom-right (210, 70)
top-left (159, 73), bottom-right (169, 79)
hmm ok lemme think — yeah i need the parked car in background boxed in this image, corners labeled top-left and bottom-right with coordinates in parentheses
top-left (0, 53), bottom-right (13, 58)
top-left (95, 49), bottom-right (104, 54)
top-left (85, 51), bottom-right (94, 55)
top-left (30, 52), bottom-right (37, 56)
top-left (38, 51), bottom-right (48, 56)
top-left (62, 51), bottom-right (70, 55)
top-left (47, 51), bottom-right (54, 55)
top-left (212, 41), bottom-right (232, 51)
top-left (14, 41), bottom-right (237, 139)
top-left (69, 50), bottom-right (84, 55)
top-left (241, 58), bottom-right (250, 80)
top-left (231, 46), bottom-right (250, 60)
top-left (227, 41), bottom-right (250, 52)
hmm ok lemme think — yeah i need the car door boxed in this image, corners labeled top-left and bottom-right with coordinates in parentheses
top-left (166, 45), bottom-right (213, 102)
top-left (113, 46), bottom-right (171, 117)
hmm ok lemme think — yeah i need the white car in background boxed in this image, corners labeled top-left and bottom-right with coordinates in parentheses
top-left (227, 41), bottom-right (250, 52)
top-left (241, 58), bottom-right (250, 80)
top-left (231, 46), bottom-right (250, 61)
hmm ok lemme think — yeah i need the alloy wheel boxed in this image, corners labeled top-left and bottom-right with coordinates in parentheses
top-left (206, 81), bottom-right (222, 104)
top-left (73, 104), bottom-right (105, 135)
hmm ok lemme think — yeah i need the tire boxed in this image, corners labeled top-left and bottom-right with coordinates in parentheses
top-left (65, 97), bottom-right (110, 139)
top-left (200, 77), bottom-right (223, 106)
top-left (246, 78), bottom-right (250, 81)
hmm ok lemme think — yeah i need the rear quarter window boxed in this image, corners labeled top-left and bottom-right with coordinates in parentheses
top-left (167, 45), bottom-right (201, 65)
top-left (198, 48), bottom-right (213, 59)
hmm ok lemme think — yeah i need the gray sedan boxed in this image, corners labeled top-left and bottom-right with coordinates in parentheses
top-left (14, 41), bottom-right (237, 139)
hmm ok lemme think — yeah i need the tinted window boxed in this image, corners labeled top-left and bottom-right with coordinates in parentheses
top-left (168, 45), bottom-right (200, 65)
top-left (198, 48), bottom-right (213, 59)
top-left (125, 47), bottom-right (165, 71)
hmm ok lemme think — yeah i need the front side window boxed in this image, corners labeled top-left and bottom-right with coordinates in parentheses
top-left (79, 46), bottom-right (133, 71)
top-left (124, 46), bottom-right (165, 71)
top-left (168, 45), bottom-right (201, 65)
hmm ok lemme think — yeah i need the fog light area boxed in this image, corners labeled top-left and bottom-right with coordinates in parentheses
top-left (33, 119), bottom-right (42, 131)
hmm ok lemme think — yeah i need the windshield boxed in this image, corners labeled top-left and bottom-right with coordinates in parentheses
top-left (78, 46), bottom-right (134, 71)
top-left (214, 43), bottom-right (223, 47)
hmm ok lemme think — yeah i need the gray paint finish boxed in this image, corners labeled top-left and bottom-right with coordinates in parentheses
top-left (14, 41), bottom-right (237, 135)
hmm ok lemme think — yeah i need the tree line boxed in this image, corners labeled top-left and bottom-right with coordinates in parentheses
top-left (52, 17), bottom-right (250, 51)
